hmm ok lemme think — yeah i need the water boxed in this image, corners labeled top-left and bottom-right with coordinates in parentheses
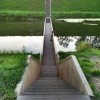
top-left (0, 19), bottom-right (100, 36)
top-left (0, 19), bottom-right (99, 53)
top-left (0, 36), bottom-right (43, 54)
top-left (0, 20), bottom-right (43, 36)
top-left (54, 19), bottom-right (100, 51)
top-left (0, 36), bottom-right (99, 53)
top-left (57, 18), bottom-right (100, 23)
top-left (53, 19), bottom-right (100, 36)
top-left (55, 36), bottom-right (100, 52)
top-left (54, 36), bottom-right (77, 52)
top-left (0, 36), bottom-right (76, 53)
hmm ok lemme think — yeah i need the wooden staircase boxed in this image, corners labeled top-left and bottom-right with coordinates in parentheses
top-left (16, 0), bottom-right (92, 100)
top-left (17, 77), bottom-right (91, 100)
top-left (17, 19), bottom-right (91, 100)
top-left (41, 22), bottom-right (58, 77)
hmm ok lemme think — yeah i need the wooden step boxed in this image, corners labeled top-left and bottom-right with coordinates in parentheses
top-left (17, 95), bottom-right (91, 100)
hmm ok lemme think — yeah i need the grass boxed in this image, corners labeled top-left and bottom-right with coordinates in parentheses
top-left (51, 0), bottom-right (100, 18)
top-left (53, 20), bottom-right (100, 36)
top-left (52, 12), bottom-right (100, 18)
top-left (0, 52), bottom-right (40, 100)
top-left (0, 0), bottom-right (45, 11)
top-left (58, 48), bottom-right (100, 99)
top-left (52, 0), bottom-right (100, 12)
top-left (0, 0), bottom-right (45, 19)
top-left (0, 11), bottom-right (45, 20)
top-left (0, 19), bottom-right (43, 36)
top-left (0, 0), bottom-right (100, 19)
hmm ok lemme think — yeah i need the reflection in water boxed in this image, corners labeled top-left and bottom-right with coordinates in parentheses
top-left (83, 23), bottom-right (98, 26)
top-left (77, 36), bottom-right (100, 48)
top-left (54, 36), bottom-right (77, 52)
top-left (56, 36), bottom-right (100, 51)
top-left (57, 19), bottom-right (100, 23)
top-left (0, 36), bottom-right (77, 53)
top-left (0, 36), bottom-right (99, 53)
top-left (0, 20), bottom-right (43, 36)
top-left (53, 19), bottom-right (100, 36)
top-left (0, 36), bottom-right (43, 54)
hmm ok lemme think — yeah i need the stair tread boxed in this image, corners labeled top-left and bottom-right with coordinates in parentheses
top-left (17, 95), bottom-right (90, 99)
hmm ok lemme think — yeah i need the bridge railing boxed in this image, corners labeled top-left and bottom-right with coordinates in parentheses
top-left (59, 55), bottom-right (93, 96)
top-left (17, 55), bottom-right (40, 95)
top-left (50, 18), bottom-right (59, 67)
top-left (40, 18), bottom-right (46, 65)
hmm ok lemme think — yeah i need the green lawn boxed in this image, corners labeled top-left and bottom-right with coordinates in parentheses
top-left (0, 0), bottom-right (45, 19)
top-left (1, 0), bottom-right (100, 12)
top-left (52, 0), bottom-right (100, 12)
top-left (0, 0), bottom-right (100, 19)
top-left (59, 48), bottom-right (100, 100)
top-left (0, 0), bottom-right (45, 11)
top-left (52, 0), bottom-right (100, 18)
top-left (0, 52), bottom-right (39, 100)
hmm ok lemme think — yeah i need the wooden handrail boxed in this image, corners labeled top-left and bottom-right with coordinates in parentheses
top-left (50, 18), bottom-right (59, 66)
top-left (41, 18), bottom-right (46, 55)
top-left (16, 55), bottom-right (40, 95)
top-left (40, 18), bottom-right (46, 65)
top-left (59, 55), bottom-right (72, 64)
top-left (59, 55), bottom-right (94, 96)
top-left (31, 55), bottom-right (40, 64)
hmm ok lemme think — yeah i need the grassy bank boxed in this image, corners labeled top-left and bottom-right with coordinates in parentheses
top-left (0, 11), bottom-right (45, 20)
top-left (0, 52), bottom-right (40, 100)
top-left (0, 0), bottom-right (100, 19)
top-left (59, 49), bottom-right (100, 100)
top-left (52, 12), bottom-right (100, 18)
top-left (1, 11), bottom-right (100, 20)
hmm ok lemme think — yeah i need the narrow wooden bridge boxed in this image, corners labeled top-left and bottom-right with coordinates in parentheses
top-left (17, 0), bottom-right (93, 100)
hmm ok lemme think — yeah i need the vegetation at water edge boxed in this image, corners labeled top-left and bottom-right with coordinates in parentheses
top-left (59, 48), bottom-right (100, 100)
top-left (0, 52), bottom-right (40, 100)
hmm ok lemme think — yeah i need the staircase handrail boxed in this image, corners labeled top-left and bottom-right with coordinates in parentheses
top-left (59, 55), bottom-right (93, 97)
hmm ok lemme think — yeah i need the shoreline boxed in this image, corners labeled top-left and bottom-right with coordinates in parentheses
top-left (0, 11), bottom-right (100, 20)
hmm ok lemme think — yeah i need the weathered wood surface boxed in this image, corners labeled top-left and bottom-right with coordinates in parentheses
top-left (17, 20), bottom-right (91, 100)
top-left (17, 77), bottom-right (91, 100)
top-left (17, 56), bottom-right (40, 95)
top-left (17, 0), bottom-right (92, 100)
top-left (59, 55), bottom-right (93, 96)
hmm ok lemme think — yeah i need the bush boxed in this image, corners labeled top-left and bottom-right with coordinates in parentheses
top-left (76, 41), bottom-right (91, 51)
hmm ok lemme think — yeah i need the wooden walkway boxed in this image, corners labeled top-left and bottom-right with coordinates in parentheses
top-left (17, 0), bottom-right (91, 100)
top-left (17, 18), bottom-right (91, 100)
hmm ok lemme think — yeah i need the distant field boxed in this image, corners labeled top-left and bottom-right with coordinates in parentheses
top-left (52, 0), bottom-right (100, 12)
top-left (0, 0), bottom-right (45, 19)
top-left (0, 0), bottom-right (100, 12)
top-left (0, 0), bottom-right (100, 18)
top-left (51, 0), bottom-right (100, 18)
top-left (0, 0), bottom-right (45, 11)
